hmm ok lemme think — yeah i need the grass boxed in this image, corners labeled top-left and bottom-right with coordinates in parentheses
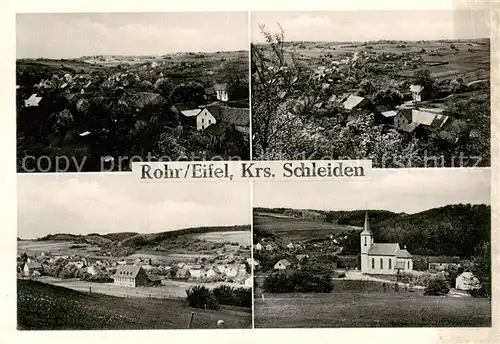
top-left (254, 280), bottom-right (491, 328)
top-left (18, 279), bottom-right (251, 330)
top-left (194, 231), bottom-right (251, 246)
top-left (253, 213), bottom-right (360, 243)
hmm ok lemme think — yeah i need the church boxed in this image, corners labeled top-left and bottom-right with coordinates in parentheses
top-left (360, 212), bottom-right (413, 275)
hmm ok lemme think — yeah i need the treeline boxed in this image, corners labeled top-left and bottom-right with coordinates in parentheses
top-left (120, 225), bottom-right (250, 249)
top-left (185, 285), bottom-right (251, 309)
top-left (253, 205), bottom-right (490, 258)
top-left (262, 270), bottom-right (333, 293)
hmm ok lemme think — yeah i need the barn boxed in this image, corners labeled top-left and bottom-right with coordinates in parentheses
top-left (113, 265), bottom-right (150, 287)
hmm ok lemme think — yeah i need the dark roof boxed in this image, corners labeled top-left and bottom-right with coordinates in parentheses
top-left (276, 259), bottom-right (291, 266)
top-left (398, 109), bottom-right (413, 121)
top-left (399, 122), bottom-right (420, 133)
top-left (213, 83), bottom-right (227, 91)
top-left (204, 87), bottom-right (215, 95)
top-left (397, 249), bottom-right (412, 258)
top-left (374, 105), bottom-right (391, 113)
top-left (130, 92), bottom-right (165, 108)
top-left (114, 265), bottom-right (143, 278)
top-left (206, 104), bottom-right (249, 126)
top-left (172, 102), bottom-right (198, 112)
top-left (368, 243), bottom-right (400, 256)
top-left (25, 262), bottom-right (43, 270)
top-left (147, 274), bottom-right (162, 282)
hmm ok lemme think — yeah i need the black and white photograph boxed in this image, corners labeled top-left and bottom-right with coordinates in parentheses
top-left (17, 173), bottom-right (252, 329)
top-left (16, 12), bottom-right (250, 173)
top-left (251, 10), bottom-right (490, 167)
top-left (252, 168), bottom-right (491, 327)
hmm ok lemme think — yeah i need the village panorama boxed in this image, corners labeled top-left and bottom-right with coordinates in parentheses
top-left (16, 174), bottom-right (253, 330)
top-left (16, 13), bottom-right (250, 173)
top-left (252, 171), bottom-right (491, 328)
top-left (251, 16), bottom-right (490, 167)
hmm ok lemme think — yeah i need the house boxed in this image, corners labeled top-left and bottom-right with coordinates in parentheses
top-left (286, 242), bottom-right (295, 249)
top-left (455, 272), bottom-right (480, 291)
top-left (215, 265), bottom-right (227, 274)
top-left (188, 269), bottom-right (202, 279)
top-left (244, 277), bottom-right (252, 287)
top-left (194, 108), bottom-right (217, 130)
top-left (274, 259), bottom-right (291, 270)
top-left (205, 104), bottom-right (249, 134)
top-left (372, 105), bottom-right (398, 125)
top-left (246, 258), bottom-right (259, 267)
top-left (24, 94), bottom-right (42, 107)
top-left (428, 262), bottom-right (460, 272)
top-left (176, 267), bottom-right (191, 280)
top-left (409, 84), bottom-right (427, 102)
top-left (113, 265), bottom-right (157, 287)
top-left (23, 262), bottom-right (43, 276)
top-left (296, 254), bottom-right (309, 262)
top-left (87, 265), bottom-right (101, 276)
top-left (360, 212), bottom-right (413, 275)
top-left (394, 109), bottom-right (449, 135)
top-left (129, 92), bottom-right (165, 110)
top-left (225, 267), bottom-right (238, 278)
top-left (204, 268), bottom-right (217, 278)
top-left (265, 244), bottom-right (274, 251)
top-left (213, 83), bottom-right (229, 102)
top-left (342, 95), bottom-right (371, 111)
top-left (255, 243), bottom-right (262, 251)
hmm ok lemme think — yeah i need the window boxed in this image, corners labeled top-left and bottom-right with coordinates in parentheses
top-left (408, 261), bottom-right (410, 269)
top-left (371, 258), bottom-right (374, 269)
top-left (389, 259), bottom-right (392, 269)
top-left (364, 237), bottom-right (367, 246)
top-left (380, 258), bottom-right (383, 269)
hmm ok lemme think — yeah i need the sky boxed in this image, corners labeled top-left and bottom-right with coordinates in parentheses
top-left (254, 168), bottom-right (490, 214)
top-left (251, 10), bottom-right (490, 42)
top-left (16, 12), bottom-right (249, 58)
top-left (17, 173), bottom-right (251, 239)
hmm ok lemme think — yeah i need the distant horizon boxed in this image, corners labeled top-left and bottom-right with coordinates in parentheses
top-left (16, 12), bottom-right (249, 59)
top-left (254, 202), bottom-right (490, 216)
top-left (17, 224), bottom-right (251, 241)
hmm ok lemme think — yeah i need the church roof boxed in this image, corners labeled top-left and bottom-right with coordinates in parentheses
top-left (397, 248), bottom-right (412, 258)
top-left (368, 243), bottom-right (400, 256)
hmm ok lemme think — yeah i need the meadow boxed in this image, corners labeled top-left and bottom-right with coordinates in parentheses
top-left (254, 281), bottom-right (491, 328)
top-left (194, 230), bottom-right (251, 246)
top-left (18, 279), bottom-right (251, 330)
top-left (254, 213), bottom-right (361, 242)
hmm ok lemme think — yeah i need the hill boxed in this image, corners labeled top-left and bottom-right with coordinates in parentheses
top-left (17, 279), bottom-right (251, 329)
top-left (253, 204), bottom-right (490, 257)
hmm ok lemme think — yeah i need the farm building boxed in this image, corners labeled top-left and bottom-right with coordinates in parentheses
top-left (274, 259), bottom-right (291, 270)
top-left (342, 95), bottom-right (371, 111)
top-left (205, 104), bottom-right (250, 135)
top-left (394, 108), bottom-right (449, 132)
top-left (188, 269), bottom-right (202, 279)
top-left (176, 267), bottom-right (191, 280)
top-left (171, 103), bottom-right (217, 131)
top-left (23, 262), bottom-right (43, 276)
top-left (213, 83), bottom-right (229, 102)
top-left (24, 94), bottom-right (42, 107)
top-left (360, 212), bottom-right (413, 275)
top-left (113, 265), bottom-right (151, 287)
top-left (455, 272), bottom-right (480, 291)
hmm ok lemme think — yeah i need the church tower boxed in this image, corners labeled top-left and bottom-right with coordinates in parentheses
top-left (360, 212), bottom-right (373, 273)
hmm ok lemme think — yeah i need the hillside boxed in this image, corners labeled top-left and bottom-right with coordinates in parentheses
top-left (254, 204), bottom-right (490, 257)
top-left (17, 279), bottom-right (251, 329)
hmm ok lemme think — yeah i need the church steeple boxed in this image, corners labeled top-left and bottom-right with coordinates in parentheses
top-left (361, 211), bottom-right (372, 235)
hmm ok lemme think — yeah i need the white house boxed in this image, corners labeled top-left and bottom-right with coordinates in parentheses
top-left (286, 243), bottom-right (295, 250)
top-left (23, 262), bottom-right (43, 276)
top-left (215, 264), bottom-right (227, 274)
top-left (213, 83), bottom-right (229, 102)
top-left (246, 258), bottom-right (259, 267)
top-left (360, 212), bottom-right (413, 275)
top-left (188, 269), bottom-right (202, 279)
top-left (24, 94), bottom-right (42, 107)
top-left (87, 265), bottom-right (101, 276)
top-left (255, 243), bottom-right (262, 251)
top-left (225, 267), bottom-right (238, 278)
top-left (274, 259), bottom-right (291, 270)
top-left (196, 108), bottom-right (217, 130)
top-left (265, 244), bottom-right (274, 251)
top-left (244, 277), bottom-right (252, 287)
top-left (455, 272), bottom-right (480, 291)
top-left (409, 84), bottom-right (425, 102)
top-left (205, 268), bottom-right (217, 278)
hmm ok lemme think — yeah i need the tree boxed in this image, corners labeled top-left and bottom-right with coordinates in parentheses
top-left (413, 68), bottom-right (434, 90)
top-left (373, 88), bottom-right (404, 108)
top-left (470, 242), bottom-right (491, 297)
top-left (219, 61), bottom-right (249, 101)
top-left (358, 79), bottom-right (376, 97)
top-left (424, 274), bottom-right (450, 295)
top-left (251, 24), bottom-right (327, 157)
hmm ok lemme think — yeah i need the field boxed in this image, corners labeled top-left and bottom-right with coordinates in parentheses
top-left (254, 281), bottom-right (491, 328)
top-left (37, 276), bottom-right (248, 299)
top-left (255, 292), bottom-right (491, 328)
top-left (254, 213), bottom-right (361, 242)
top-left (18, 240), bottom-right (101, 257)
top-left (194, 230), bottom-right (251, 246)
top-left (18, 279), bottom-right (251, 330)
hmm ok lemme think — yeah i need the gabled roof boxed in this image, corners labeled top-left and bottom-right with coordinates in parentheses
top-left (213, 83), bottom-right (228, 91)
top-left (276, 259), bottom-right (291, 266)
top-left (114, 265), bottom-right (143, 278)
top-left (130, 92), bottom-right (165, 108)
top-left (206, 104), bottom-right (249, 126)
top-left (180, 109), bottom-right (201, 117)
top-left (172, 102), bottom-right (198, 112)
top-left (397, 248), bottom-right (412, 258)
top-left (381, 110), bottom-right (398, 118)
top-left (368, 243), bottom-right (400, 256)
top-left (397, 109), bottom-right (413, 121)
top-left (410, 84), bottom-right (424, 93)
top-left (25, 262), bottom-right (43, 269)
top-left (342, 95), bottom-right (369, 110)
